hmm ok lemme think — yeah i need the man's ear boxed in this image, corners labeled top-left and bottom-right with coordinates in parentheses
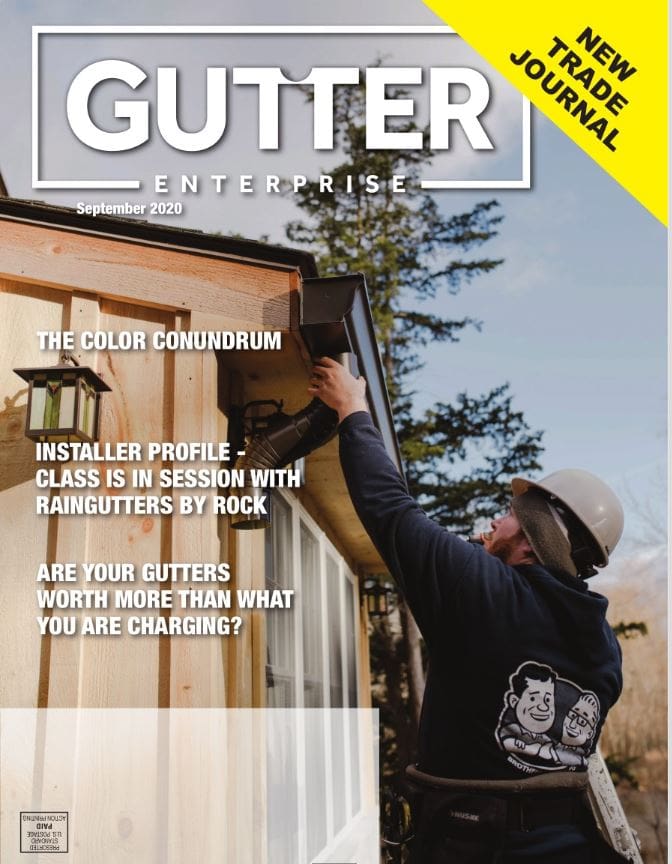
top-left (508, 694), bottom-right (519, 709)
top-left (518, 535), bottom-right (538, 564)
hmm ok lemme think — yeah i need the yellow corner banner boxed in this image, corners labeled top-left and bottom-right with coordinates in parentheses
top-left (423, 0), bottom-right (668, 225)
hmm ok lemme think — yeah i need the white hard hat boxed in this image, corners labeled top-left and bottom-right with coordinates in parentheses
top-left (511, 469), bottom-right (624, 568)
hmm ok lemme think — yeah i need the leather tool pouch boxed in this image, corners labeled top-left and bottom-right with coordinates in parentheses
top-left (406, 784), bottom-right (508, 864)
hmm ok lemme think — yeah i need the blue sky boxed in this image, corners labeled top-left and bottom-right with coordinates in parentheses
top-left (0, 0), bottom-right (666, 562)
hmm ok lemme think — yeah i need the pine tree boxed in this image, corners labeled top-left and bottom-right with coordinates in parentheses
top-left (286, 79), bottom-right (544, 771)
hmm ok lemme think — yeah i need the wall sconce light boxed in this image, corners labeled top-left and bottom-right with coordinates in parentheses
top-left (361, 577), bottom-right (395, 618)
top-left (13, 351), bottom-right (111, 443)
top-left (229, 397), bottom-right (338, 530)
top-left (229, 400), bottom-right (286, 531)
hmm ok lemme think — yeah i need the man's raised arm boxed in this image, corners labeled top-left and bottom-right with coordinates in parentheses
top-left (308, 357), bottom-right (484, 640)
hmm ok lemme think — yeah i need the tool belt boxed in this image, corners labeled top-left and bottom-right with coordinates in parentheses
top-left (406, 764), bottom-right (591, 831)
top-left (382, 765), bottom-right (600, 864)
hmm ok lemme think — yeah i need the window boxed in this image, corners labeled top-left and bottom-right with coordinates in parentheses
top-left (264, 492), bottom-right (360, 711)
top-left (264, 491), bottom-right (363, 863)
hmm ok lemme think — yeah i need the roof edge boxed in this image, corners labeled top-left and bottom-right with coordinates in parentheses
top-left (0, 197), bottom-right (319, 278)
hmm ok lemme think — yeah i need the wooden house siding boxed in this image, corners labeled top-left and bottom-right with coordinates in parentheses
top-left (0, 214), bottom-right (375, 712)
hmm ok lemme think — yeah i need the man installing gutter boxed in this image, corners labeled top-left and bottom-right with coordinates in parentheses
top-left (309, 357), bottom-right (627, 864)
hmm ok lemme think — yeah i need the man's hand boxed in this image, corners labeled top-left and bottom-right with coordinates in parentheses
top-left (308, 357), bottom-right (368, 423)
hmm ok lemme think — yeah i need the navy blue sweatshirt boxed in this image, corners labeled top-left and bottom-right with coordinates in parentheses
top-left (340, 412), bottom-right (622, 780)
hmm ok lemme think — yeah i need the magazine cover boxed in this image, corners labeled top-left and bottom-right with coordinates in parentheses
top-left (0, 1), bottom-right (666, 862)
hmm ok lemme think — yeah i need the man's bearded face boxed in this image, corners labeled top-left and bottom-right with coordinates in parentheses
top-left (481, 508), bottom-right (534, 566)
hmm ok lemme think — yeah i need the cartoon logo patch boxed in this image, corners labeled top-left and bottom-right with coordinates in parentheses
top-left (495, 661), bottom-right (600, 773)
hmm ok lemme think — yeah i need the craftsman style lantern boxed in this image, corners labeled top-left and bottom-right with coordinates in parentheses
top-left (361, 578), bottom-right (394, 618)
top-left (14, 353), bottom-right (111, 443)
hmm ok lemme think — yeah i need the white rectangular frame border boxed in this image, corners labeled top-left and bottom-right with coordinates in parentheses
top-left (32, 24), bottom-right (531, 191)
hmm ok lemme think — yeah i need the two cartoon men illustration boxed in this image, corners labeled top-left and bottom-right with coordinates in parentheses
top-left (498, 661), bottom-right (599, 769)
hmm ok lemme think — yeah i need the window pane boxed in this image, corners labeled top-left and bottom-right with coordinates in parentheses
top-left (265, 495), bottom-right (295, 707)
top-left (267, 714), bottom-right (299, 863)
top-left (305, 712), bottom-right (328, 861)
top-left (326, 555), bottom-right (347, 834)
top-left (345, 578), bottom-right (358, 708)
top-left (345, 578), bottom-right (361, 816)
top-left (300, 525), bottom-right (328, 858)
top-left (301, 523), bottom-right (323, 708)
top-left (327, 555), bottom-right (344, 709)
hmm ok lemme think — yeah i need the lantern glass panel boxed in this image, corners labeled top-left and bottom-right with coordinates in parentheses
top-left (29, 375), bottom-right (77, 433)
top-left (28, 380), bottom-right (47, 432)
top-left (56, 378), bottom-right (77, 430)
top-left (77, 379), bottom-right (98, 440)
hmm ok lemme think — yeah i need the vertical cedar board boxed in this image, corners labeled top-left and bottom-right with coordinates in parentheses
top-left (74, 298), bottom-right (174, 707)
top-left (46, 292), bottom-right (100, 707)
top-left (166, 710), bottom-right (228, 863)
top-left (0, 280), bottom-right (69, 707)
top-left (71, 711), bottom-right (160, 862)
top-left (169, 316), bottom-right (226, 708)
top-left (225, 710), bottom-right (266, 864)
top-left (0, 712), bottom-right (40, 860)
